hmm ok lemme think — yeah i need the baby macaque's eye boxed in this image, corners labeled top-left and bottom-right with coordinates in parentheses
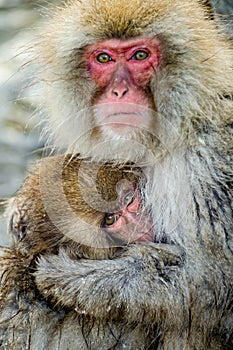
top-left (102, 213), bottom-right (118, 227)
top-left (123, 193), bottom-right (135, 207)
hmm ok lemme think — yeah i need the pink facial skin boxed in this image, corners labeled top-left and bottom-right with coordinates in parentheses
top-left (102, 190), bottom-right (154, 244)
top-left (86, 38), bottom-right (160, 132)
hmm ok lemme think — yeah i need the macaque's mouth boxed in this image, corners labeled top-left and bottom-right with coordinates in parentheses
top-left (103, 112), bottom-right (147, 131)
top-left (132, 228), bottom-right (155, 243)
top-left (107, 112), bottom-right (140, 118)
top-left (105, 112), bottom-right (143, 124)
top-left (95, 103), bottom-right (153, 130)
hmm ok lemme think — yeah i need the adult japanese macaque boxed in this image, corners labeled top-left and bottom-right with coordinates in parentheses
top-left (1, 0), bottom-right (233, 349)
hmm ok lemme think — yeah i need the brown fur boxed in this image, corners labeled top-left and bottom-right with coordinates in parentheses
top-left (6, 155), bottom-right (142, 258)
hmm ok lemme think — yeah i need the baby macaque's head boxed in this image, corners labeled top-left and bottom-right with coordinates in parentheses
top-left (9, 155), bottom-right (154, 258)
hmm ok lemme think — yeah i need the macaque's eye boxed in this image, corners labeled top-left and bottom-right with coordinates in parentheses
top-left (131, 50), bottom-right (149, 61)
top-left (102, 213), bottom-right (118, 227)
top-left (96, 53), bottom-right (112, 63)
top-left (124, 192), bottom-right (135, 207)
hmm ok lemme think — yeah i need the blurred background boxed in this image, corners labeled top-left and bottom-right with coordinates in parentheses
top-left (0, 0), bottom-right (50, 244)
top-left (0, 0), bottom-right (232, 245)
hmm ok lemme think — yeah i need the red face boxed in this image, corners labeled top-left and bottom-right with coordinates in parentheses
top-left (86, 38), bottom-right (160, 134)
top-left (101, 189), bottom-right (154, 244)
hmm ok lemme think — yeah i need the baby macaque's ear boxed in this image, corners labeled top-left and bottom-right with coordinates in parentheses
top-left (6, 198), bottom-right (29, 243)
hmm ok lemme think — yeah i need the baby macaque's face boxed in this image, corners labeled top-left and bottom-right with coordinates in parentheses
top-left (100, 186), bottom-right (154, 244)
top-left (56, 158), bottom-right (154, 246)
top-left (13, 156), bottom-right (154, 250)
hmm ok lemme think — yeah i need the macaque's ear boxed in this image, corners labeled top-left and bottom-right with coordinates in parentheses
top-left (7, 199), bottom-right (29, 243)
top-left (199, 0), bottom-right (214, 19)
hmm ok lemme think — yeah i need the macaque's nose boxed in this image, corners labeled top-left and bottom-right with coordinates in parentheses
top-left (112, 81), bottom-right (129, 98)
top-left (111, 65), bottom-right (130, 98)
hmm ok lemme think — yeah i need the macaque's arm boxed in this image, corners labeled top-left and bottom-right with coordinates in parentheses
top-left (35, 244), bottom-right (186, 322)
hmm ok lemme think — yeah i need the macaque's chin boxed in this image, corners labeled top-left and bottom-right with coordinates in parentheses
top-left (134, 228), bottom-right (155, 242)
top-left (109, 227), bottom-right (155, 245)
top-left (126, 228), bottom-right (155, 243)
top-left (107, 216), bottom-right (155, 244)
top-left (102, 114), bottom-right (146, 134)
top-left (94, 103), bottom-right (153, 135)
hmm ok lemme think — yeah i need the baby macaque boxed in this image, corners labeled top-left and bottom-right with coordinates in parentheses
top-left (8, 154), bottom-right (153, 259)
top-left (0, 155), bottom-right (158, 349)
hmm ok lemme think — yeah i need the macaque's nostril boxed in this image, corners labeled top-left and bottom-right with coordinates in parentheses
top-left (112, 86), bottom-right (129, 98)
